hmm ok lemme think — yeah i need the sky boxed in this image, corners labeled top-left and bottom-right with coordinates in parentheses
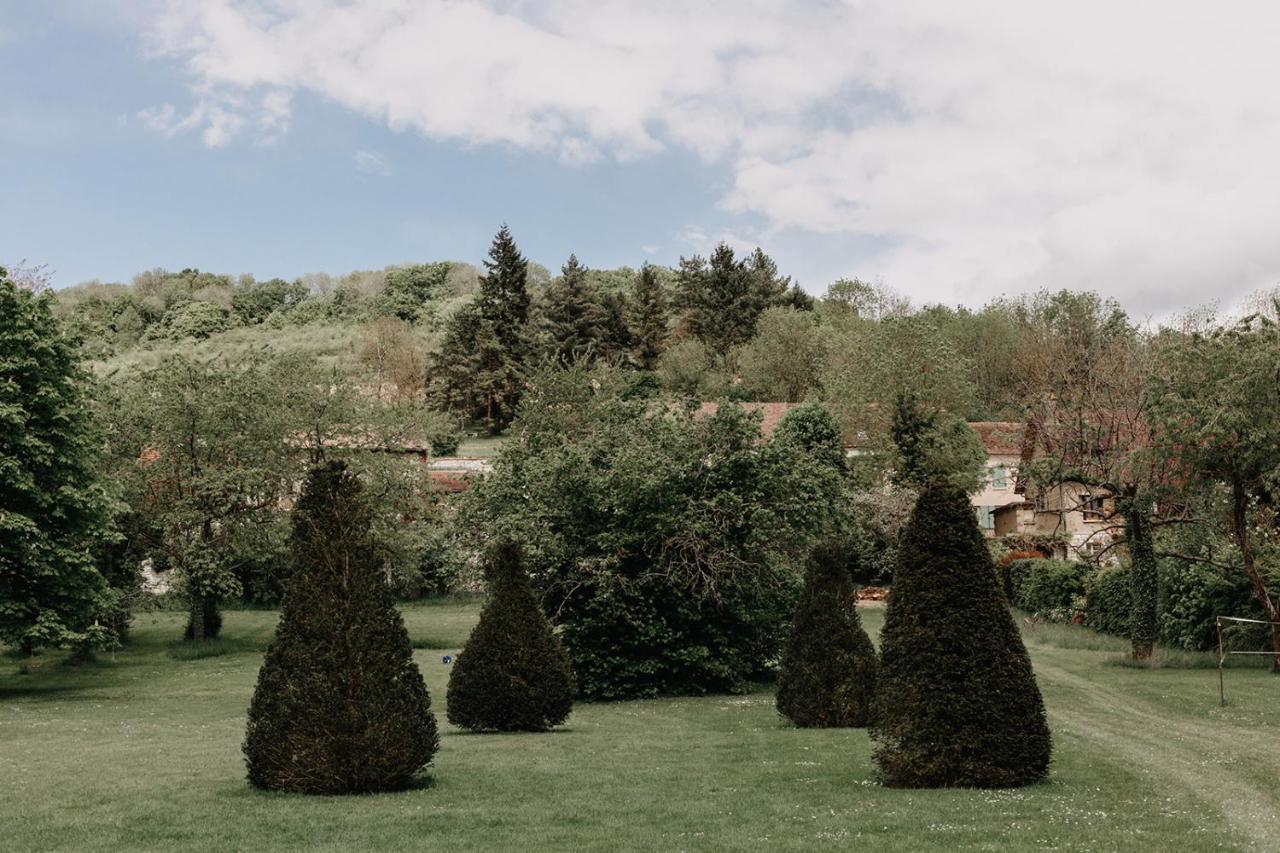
top-left (4, 1), bottom-right (1280, 319)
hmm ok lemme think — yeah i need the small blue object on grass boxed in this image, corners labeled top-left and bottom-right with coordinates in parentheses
top-left (442, 655), bottom-right (453, 665)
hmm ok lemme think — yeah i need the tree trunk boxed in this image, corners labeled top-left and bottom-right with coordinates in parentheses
top-left (185, 595), bottom-right (222, 642)
top-left (1230, 479), bottom-right (1280, 672)
top-left (1124, 491), bottom-right (1157, 661)
top-left (189, 595), bottom-right (205, 642)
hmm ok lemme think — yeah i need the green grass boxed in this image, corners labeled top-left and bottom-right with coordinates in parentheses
top-left (3, 603), bottom-right (1278, 852)
top-left (455, 433), bottom-right (506, 458)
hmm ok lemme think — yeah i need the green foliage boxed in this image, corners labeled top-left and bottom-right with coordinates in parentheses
top-left (431, 226), bottom-right (532, 431)
top-left (1084, 565), bottom-right (1131, 637)
top-left (733, 307), bottom-right (827, 402)
top-left (1008, 558), bottom-right (1086, 616)
top-left (232, 277), bottom-right (308, 326)
top-left (1157, 559), bottom-right (1262, 651)
top-left (0, 272), bottom-right (117, 652)
top-left (459, 364), bottom-right (847, 699)
top-left (872, 484), bottom-right (1051, 788)
top-left (243, 462), bottom-right (438, 793)
top-left (675, 243), bottom-right (790, 357)
top-left (446, 540), bottom-right (575, 731)
top-left (770, 402), bottom-right (846, 473)
top-left (151, 300), bottom-right (233, 341)
top-left (889, 393), bottom-right (986, 492)
top-left (103, 353), bottom-right (300, 638)
top-left (379, 263), bottom-right (451, 324)
top-left (657, 338), bottom-right (728, 399)
top-left (536, 254), bottom-right (607, 365)
top-left (627, 263), bottom-right (669, 369)
top-left (1125, 501), bottom-right (1158, 656)
top-left (823, 314), bottom-right (978, 463)
top-left (775, 541), bottom-right (879, 727)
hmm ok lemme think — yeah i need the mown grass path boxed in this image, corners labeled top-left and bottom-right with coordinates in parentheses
top-left (2, 603), bottom-right (1277, 851)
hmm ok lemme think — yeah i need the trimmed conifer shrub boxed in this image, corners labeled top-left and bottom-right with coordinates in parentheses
top-left (447, 539), bottom-right (575, 731)
top-left (243, 461), bottom-right (438, 794)
top-left (871, 483), bottom-right (1051, 788)
top-left (775, 541), bottom-right (879, 727)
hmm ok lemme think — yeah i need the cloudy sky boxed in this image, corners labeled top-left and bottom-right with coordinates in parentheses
top-left (4, 1), bottom-right (1280, 316)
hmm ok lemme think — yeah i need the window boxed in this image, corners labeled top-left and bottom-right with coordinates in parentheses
top-left (976, 506), bottom-right (995, 530)
top-left (1080, 494), bottom-right (1106, 521)
top-left (991, 465), bottom-right (1008, 490)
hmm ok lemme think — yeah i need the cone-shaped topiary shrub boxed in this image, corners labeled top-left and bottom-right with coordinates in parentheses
top-left (447, 539), bottom-right (575, 732)
top-left (871, 483), bottom-right (1051, 788)
top-left (243, 461), bottom-right (438, 794)
top-left (776, 540), bottom-right (879, 727)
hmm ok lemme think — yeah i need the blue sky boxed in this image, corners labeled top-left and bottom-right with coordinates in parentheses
top-left (5, 2), bottom-right (1280, 317)
top-left (1, 4), bottom-right (775, 288)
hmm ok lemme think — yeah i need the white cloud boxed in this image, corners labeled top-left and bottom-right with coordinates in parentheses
top-left (142, 0), bottom-right (1280, 313)
top-left (353, 149), bottom-right (391, 176)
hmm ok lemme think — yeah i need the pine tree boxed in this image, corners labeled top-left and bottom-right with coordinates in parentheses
top-left (0, 271), bottom-right (116, 653)
top-left (479, 224), bottom-right (531, 348)
top-left (871, 483), bottom-right (1051, 788)
top-left (776, 541), bottom-right (879, 727)
top-left (446, 539), bottom-right (575, 732)
top-left (627, 263), bottom-right (668, 369)
top-left (537, 254), bottom-right (606, 365)
top-left (243, 462), bottom-right (438, 793)
top-left (431, 226), bottom-right (531, 431)
top-left (676, 243), bottom-right (789, 357)
top-left (597, 290), bottom-right (636, 363)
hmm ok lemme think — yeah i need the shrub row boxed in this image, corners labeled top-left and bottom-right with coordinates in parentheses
top-left (1007, 555), bottom-right (1267, 653)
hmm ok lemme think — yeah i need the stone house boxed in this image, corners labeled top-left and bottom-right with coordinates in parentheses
top-left (968, 421), bottom-right (1120, 561)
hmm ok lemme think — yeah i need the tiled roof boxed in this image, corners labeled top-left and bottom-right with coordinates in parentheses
top-left (968, 421), bottom-right (1026, 456)
top-left (694, 402), bottom-right (802, 438)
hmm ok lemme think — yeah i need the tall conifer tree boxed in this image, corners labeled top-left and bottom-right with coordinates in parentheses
top-left (537, 254), bottom-right (606, 365)
top-left (627, 263), bottom-right (669, 369)
top-left (432, 225), bottom-right (532, 431)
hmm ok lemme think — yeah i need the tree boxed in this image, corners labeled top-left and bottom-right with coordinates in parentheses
top-left (871, 483), bottom-right (1051, 788)
top-left (775, 541), bottom-right (879, 727)
top-left (0, 271), bottom-right (117, 653)
top-left (889, 393), bottom-right (986, 493)
top-left (446, 539), bottom-right (575, 731)
top-left (1012, 290), bottom-right (1165, 660)
top-left (356, 316), bottom-right (428, 401)
top-left (458, 364), bottom-right (847, 699)
top-left (676, 243), bottom-right (790, 357)
top-left (536, 254), bottom-right (606, 365)
top-left (733, 307), bottom-right (827, 402)
top-left (379, 262), bottom-right (451, 325)
top-left (105, 354), bottom-right (305, 640)
top-left (243, 462), bottom-right (438, 793)
top-left (478, 224), bottom-right (531, 347)
top-left (1148, 305), bottom-right (1280, 669)
top-left (822, 313), bottom-right (978, 470)
top-left (432, 226), bottom-right (531, 431)
top-left (627, 263), bottom-right (669, 370)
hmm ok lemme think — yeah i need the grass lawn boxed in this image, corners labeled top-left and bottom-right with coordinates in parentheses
top-left (455, 433), bottom-right (506, 458)
top-left (3, 602), bottom-right (1278, 852)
